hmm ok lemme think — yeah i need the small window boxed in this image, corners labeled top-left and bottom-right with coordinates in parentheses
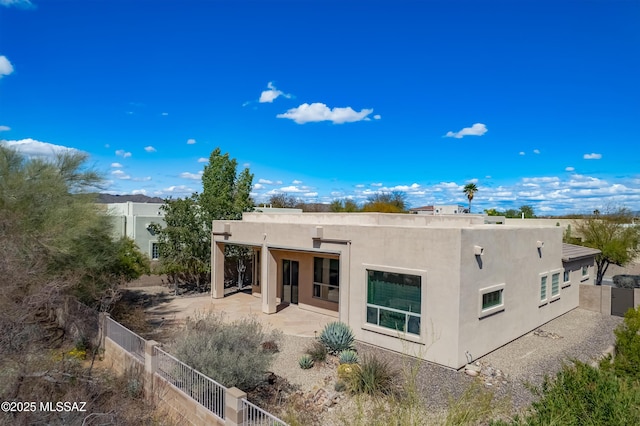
top-left (563, 270), bottom-right (570, 283)
top-left (582, 265), bottom-right (589, 277)
top-left (313, 257), bottom-right (339, 302)
top-left (540, 276), bottom-right (547, 301)
top-left (551, 273), bottom-right (560, 296)
top-left (482, 290), bottom-right (503, 310)
top-left (151, 242), bottom-right (159, 260)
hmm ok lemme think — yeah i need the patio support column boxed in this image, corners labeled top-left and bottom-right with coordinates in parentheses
top-left (262, 245), bottom-right (277, 314)
top-left (211, 241), bottom-right (225, 299)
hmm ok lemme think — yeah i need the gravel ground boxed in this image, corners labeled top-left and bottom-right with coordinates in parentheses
top-left (269, 307), bottom-right (623, 422)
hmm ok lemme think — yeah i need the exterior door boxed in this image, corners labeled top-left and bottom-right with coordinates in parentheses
top-left (282, 259), bottom-right (299, 304)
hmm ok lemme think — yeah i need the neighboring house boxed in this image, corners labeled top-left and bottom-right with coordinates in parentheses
top-left (410, 204), bottom-right (467, 215)
top-left (211, 212), bottom-right (599, 369)
top-left (103, 201), bottom-right (165, 261)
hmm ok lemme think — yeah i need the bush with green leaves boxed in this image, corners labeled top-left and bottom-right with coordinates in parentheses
top-left (347, 354), bottom-right (396, 396)
top-left (171, 313), bottom-right (281, 391)
top-left (601, 305), bottom-right (640, 382)
top-left (298, 354), bottom-right (314, 369)
top-left (612, 274), bottom-right (640, 289)
top-left (305, 340), bottom-right (328, 362)
top-left (495, 361), bottom-right (640, 425)
top-left (338, 349), bottom-right (359, 364)
top-left (319, 321), bottom-right (355, 354)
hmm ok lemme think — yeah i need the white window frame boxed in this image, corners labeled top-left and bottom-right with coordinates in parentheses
top-left (361, 264), bottom-right (427, 343)
top-left (539, 273), bottom-right (549, 306)
top-left (581, 265), bottom-right (590, 281)
top-left (150, 241), bottom-right (159, 260)
top-left (478, 283), bottom-right (505, 319)
top-left (550, 269), bottom-right (562, 300)
top-left (562, 268), bottom-right (571, 288)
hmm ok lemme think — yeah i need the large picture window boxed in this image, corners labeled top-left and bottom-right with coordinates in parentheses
top-left (313, 257), bottom-right (339, 302)
top-left (366, 270), bottom-right (421, 335)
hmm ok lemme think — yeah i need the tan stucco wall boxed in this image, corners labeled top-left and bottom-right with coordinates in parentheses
top-left (213, 214), bottom-right (580, 369)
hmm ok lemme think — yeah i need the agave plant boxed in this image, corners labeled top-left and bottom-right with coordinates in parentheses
top-left (298, 354), bottom-right (314, 369)
top-left (319, 321), bottom-right (355, 354)
top-left (338, 349), bottom-right (359, 365)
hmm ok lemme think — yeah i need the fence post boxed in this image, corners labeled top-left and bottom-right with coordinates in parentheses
top-left (98, 312), bottom-right (110, 352)
top-left (144, 340), bottom-right (159, 400)
top-left (225, 387), bottom-right (246, 426)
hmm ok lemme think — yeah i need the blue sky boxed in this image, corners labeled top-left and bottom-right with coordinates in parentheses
top-left (1, 0), bottom-right (639, 215)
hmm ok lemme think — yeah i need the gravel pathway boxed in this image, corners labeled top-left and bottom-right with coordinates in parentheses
top-left (269, 308), bottom-right (623, 422)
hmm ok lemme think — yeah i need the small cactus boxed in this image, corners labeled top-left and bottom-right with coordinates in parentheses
top-left (298, 354), bottom-right (314, 369)
top-left (337, 363), bottom-right (359, 381)
top-left (338, 349), bottom-right (359, 365)
top-left (319, 321), bottom-right (355, 354)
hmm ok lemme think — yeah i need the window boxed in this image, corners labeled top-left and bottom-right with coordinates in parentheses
top-left (563, 269), bottom-right (570, 283)
top-left (313, 257), bottom-right (339, 302)
top-left (151, 242), bottom-right (159, 260)
top-left (551, 273), bottom-right (560, 296)
top-left (482, 290), bottom-right (503, 310)
top-left (366, 270), bottom-right (421, 335)
top-left (540, 276), bottom-right (547, 301)
top-left (582, 265), bottom-right (589, 277)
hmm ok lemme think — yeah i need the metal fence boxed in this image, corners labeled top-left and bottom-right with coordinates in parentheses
top-left (154, 346), bottom-right (226, 420)
top-left (242, 399), bottom-right (289, 426)
top-left (105, 316), bottom-right (146, 362)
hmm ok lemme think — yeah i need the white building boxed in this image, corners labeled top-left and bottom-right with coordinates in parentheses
top-left (104, 202), bottom-right (165, 261)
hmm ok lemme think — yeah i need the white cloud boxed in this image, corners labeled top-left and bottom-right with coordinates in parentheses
top-left (277, 103), bottom-right (374, 124)
top-left (115, 149), bottom-right (132, 158)
top-left (163, 185), bottom-right (194, 194)
top-left (280, 185), bottom-right (306, 193)
top-left (373, 114), bottom-right (381, 120)
top-left (444, 123), bottom-right (488, 138)
top-left (292, 179), bottom-right (303, 184)
top-left (355, 184), bottom-right (365, 188)
top-left (0, 138), bottom-right (80, 158)
top-left (111, 162), bottom-right (123, 168)
top-left (304, 192), bottom-right (318, 197)
top-left (0, 125), bottom-right (10, 131)
top-left (180, 171), bottom-right (203, 180)
top-left (584, 153), bottom-right (602, 160)
top-left (258, 178), bottom-right (274, 185)
top-left (371, 183), bottom-right (383, 187)
top-left (131, 189), bottom-right (148, 195)
top-left (132, 176), bottom-right (151, 182)
top-left (533, 149), bottom-right (540, 154)
top-left (565, 166), bottom-right (575, 172)
top-left (254, 183), bottom-right (264, 190)
top-left (0, 55), bottom-right (14, 78)
top-left (161, 112), bottom-right (169, 116)
top-left (197, 157), bottom-right (208, 163)
top-left (0, 0), bottom-right (34, 8)
top-left (187, 138), bottom-right (196, 145)
top-left (144, 145), bottom-right (156, 152)
top-left (519, 151), bottom-right (525, 155)
top-left (259, 82), bottom-right (292, 103)
top-left (111, 170), bottom-right (131, 180)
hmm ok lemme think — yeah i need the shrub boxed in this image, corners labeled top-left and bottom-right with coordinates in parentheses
top-left (319, 321), bottom-right (355, 354)
top-left (601, 305), bottom-right (640, 382)
top-left (338, 363), bottom-right (359, 382)
top-left (347, 354), bottom-right (396, 396)
top-left (261, 340), bottom-right (279, 353)
top-left (305, 340), bottom-right (328, 362)
top-left (171, 313), bottom-right (282, 391)
top-left (499, 361), bottom-right (640, 425)
top-left (338, 349), bottom-right (359, 364)
top-left (298, 354), bottom-right (314, 369)
top-left (613, 275), bottom-right (640, 289)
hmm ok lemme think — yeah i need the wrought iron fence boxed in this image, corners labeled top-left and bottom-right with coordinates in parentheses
top-left (242, 398), bottom-right (288, 426)
top-left (154, 346), bottom-right (226, 420)
top-left (105, 316), bottom-right (145, 362)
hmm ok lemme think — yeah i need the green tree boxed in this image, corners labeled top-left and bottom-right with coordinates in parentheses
top-left (484, 208), bottom-right (503, 216)
top-left (601, 306), bottom-right (640, 382)
top-left (504, 208), bottom-right (520, 218)
top-left (463, 183), bottom-right (478, 213)
top-left (330, 199), bottom-right (359, 212)
top-left (156, 148), bottom-right (254, 290)
top-left (268, 193), bottom-right (298, 208)
top-left (519, 205), bottom-right (536, 218)
top-left (361, 191), bottom-right (407, 213)
top-left (574, 208), bottom-right (640, 285)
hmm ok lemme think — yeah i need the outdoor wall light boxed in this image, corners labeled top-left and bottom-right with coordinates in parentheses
top-left (536, 240), bottom-right (544, 249)
top-left (474, 245), bottom-right (485, 256)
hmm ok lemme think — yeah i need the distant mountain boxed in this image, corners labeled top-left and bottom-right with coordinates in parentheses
top-left (95, 193), bottom-right (165, 204)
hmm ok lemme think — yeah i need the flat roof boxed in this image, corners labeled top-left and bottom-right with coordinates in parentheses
top-left (562, 243), bottom-right (601, 261)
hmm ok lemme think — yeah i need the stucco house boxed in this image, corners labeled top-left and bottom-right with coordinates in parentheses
top-left (211, 212), bottom-right (599, 369)
top-left (103, 201), bottom-right (165, 261)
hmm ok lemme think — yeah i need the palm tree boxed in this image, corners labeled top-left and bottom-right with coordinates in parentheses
top-left (463, 183), bottom-right (478, 213)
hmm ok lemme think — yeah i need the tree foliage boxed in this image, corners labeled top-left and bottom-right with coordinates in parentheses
top-left (155, 148), bottom-right (254, 289)
top-left (573, 208), bottom-right (640, 285)
top-left (330, 198), bottom-right (359, 212)
top-left (463, 183), bottom-right (478, 213)
top-left (361, 191), bottom-right (407, 213)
